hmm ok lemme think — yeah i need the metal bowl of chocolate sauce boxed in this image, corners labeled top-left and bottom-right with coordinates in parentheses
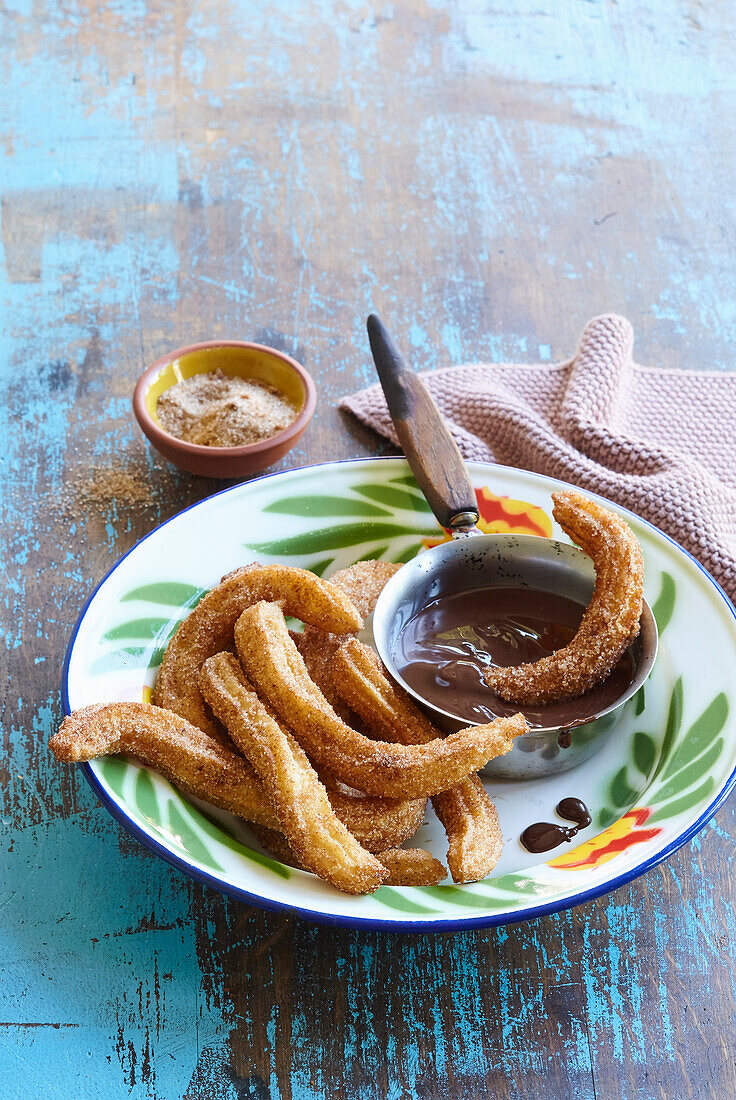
top-left (372, 533), bottom-right (658, 780)
top-left (365, 313), bottom-right (658, 781)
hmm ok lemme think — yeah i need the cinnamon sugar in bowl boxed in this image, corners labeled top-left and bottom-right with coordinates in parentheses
top-left (133, 341), bottom-right (316, 477)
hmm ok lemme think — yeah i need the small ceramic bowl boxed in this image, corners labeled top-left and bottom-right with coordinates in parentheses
top-left (133, 340), bottom-right (316, 477)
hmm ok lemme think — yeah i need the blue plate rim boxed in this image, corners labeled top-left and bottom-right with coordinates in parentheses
top-left (61, 456), bottom-right (736, 933)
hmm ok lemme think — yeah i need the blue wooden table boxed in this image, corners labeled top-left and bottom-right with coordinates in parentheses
top-left (3, 2), bottom-right (735, 1097)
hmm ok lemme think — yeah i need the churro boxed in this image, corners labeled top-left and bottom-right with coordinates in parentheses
top-left (333, 637), bottom-right (505, 881)
top-left (432, 782), bottom-right (503, 884)
top-left (484, 490), bottom-right (644, 705)
top-left (50, 701), bottom-right (423, 853)
top-left (235, 600), bottom-right (528, 798)
top-left (249, 823), bottom-right (305, 868)
top-left (50, 701), bottom-right (279, 826)
top-left (326, 782), bottom-right (426, 853)
top-left (153, 563), bottom-right (362, 738)
top-left (328, 559), bottom-right (403, 619)
top-left (199, 652), bottom-right (388, 894)
top-left (249, 828), bottom-right (446, 887)
top-left (296, 628), bottom-right (356, 723)
top-left (297, 559), bottom-right (402, 723)
top-left (377, 848), bottom-right (447, 887)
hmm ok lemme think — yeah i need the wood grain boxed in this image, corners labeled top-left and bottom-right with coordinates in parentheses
top-left (3, 1), bottom-right (736, 1097)
top-left (367, 313), bottom-right (480, 528)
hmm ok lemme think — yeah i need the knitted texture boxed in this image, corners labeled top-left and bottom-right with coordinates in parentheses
top-left (341, 314), bottom-right (736, 600)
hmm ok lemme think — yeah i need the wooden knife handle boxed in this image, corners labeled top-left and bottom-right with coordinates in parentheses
top-left (367, 314), bottom-right (479, 530)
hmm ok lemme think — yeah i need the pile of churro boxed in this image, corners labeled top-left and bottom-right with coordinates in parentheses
top-left (50, 491), bottom-right (646, 896)
top-left (51, 561), bottom-right (529, 895)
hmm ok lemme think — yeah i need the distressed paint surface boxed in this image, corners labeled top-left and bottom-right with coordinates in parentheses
top-left (2, 1), bottom-right (735, 1097)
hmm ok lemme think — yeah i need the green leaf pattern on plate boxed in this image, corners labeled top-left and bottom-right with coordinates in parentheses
top-left (93, 475), bottom-right (435, 679)
top-left (652, 571), bottom-right (676, 634)
top-left (263, 495), bottom-right (392, 518)
top-left (645, 692), bottom-right (727, 815)
top-left (96, 757), bottom-right (290, 880)
top-left (92, 582), bottom-right (207, 677)
top-left (376, 873), bottom-right (559, 915)
top-left (245, 475), bottom-right (436, 573)
top-left (597, 673), bottom-right (727, 835)
top-left (121, 582), bottom-right (206, 606)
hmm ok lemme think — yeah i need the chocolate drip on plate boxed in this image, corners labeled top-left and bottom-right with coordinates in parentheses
top-left (520, 797), bottom-right (592, 854)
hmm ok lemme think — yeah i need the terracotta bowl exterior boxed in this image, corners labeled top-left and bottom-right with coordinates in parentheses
top-left (133, 341), bottom-right (316, 477)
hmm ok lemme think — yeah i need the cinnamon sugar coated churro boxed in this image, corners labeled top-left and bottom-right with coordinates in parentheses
top-left (324, 785), bottom-right (427, 854)
top-left (296, 627), bottom-right (356, 723)
top-left (250, 829), bottom-right (448, 887)
top-left (333, 637), bottom-right (506, 882)
top-left (199, 652), bottom-right (387, 894)
top-left (235, 600), bottom-right (528, 798)
top-left (50, 700), bottom-right (423, 854)
top-left (50, 702), bottom-right (280, 827)
top-left (484, 490), bottom-right (644, 705)
top-left (296, 560), bottom-right (403, 727)
top-left (153, 563), bottom-right (362, 738)
top-left (249, 823), bottom-right (306, 869)
top-left (376, 848), bottom-right (447, 887)
top-left (327, 559), bottom-right (403, 619)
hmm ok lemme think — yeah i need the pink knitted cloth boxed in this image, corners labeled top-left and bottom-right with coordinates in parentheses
top-left (341, 314), bottom-right (736, 600)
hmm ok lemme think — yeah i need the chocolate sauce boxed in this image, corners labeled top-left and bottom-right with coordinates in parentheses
top-left (556, 797), bottom-right (591, 827)
top-left (520, 797), bottom-right (592, 854)
top-left (396, 585), bottom-right (640, 728)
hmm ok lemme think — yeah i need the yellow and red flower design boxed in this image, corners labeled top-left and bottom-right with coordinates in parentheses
top-left (423, 487), bottom-right (552, 549)
top-left (548, 808), bottom-right (661, 870)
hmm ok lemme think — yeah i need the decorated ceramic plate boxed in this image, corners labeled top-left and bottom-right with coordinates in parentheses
top-left (62, 458), bottom-right (736, 931)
